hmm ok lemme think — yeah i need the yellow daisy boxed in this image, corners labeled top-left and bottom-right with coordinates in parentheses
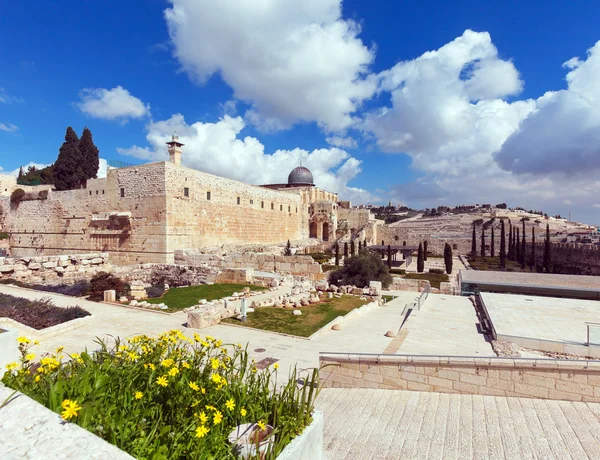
top-left (195, 425), bottom-right (209, 438)
top-left (156, 376), bottom-right (169, 387)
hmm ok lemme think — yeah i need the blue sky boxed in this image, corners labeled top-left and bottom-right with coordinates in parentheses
top-left (1, 0), bottom-right (600, 223)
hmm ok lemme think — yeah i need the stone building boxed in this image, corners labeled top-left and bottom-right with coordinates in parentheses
top-left (0, 136), bottom-right (377, 264)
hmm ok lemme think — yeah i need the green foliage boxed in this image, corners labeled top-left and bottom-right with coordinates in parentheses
top-left (490, 226), bottom-right (495, 257)
top-left (146, 284), bottom-right (266, 311)
top-left (3, 332), bottom-right (319, 459)
top-left (417, 242), bottom-right (424, 273)
top-left (471, 225), bottom-right (476, 257)
top-left (334, 242), bottom-right (340, 266)
top-left (88, 272), bottom-right (128, 301)
top-left (79, 127), bottom-right (100, 182)
top-left (500, 219), bottom-right (506, 269)
top-left (423, 241), bottom-right (428, 261)
top-left (443, 243), bottom-right (453, 274)
top-left (18, 164), bottom-right (55, 186)
top-left (387, 244), bottom-right (392, 269)
top-left (283, 240), bottom-right (293, 256)
top-left (329, 251), bottom-right (392, 288)
top-left (429, 268), bottom-right (445, 274)
top-left (10, 188), bottom-right (25, 204)
top-left (0, 293), bottom-right (89, 329)
top-left (343, 242), bottom-right (348, 258)
top-left (146, 284), bottom-right (166, 299)
top-left (480, 226), bottom-right (485, 257)
top-left (530, 227), bottom-right (536, 271)
top-left (306, 253), bottom-right (329, 264)
top-left (53, 127), bottom-right (86, 191)
top-left (0, 232), bottom-right (9, 240)
top-left (543, 224), bottom-right (552, 273)
top-left (389, 268), bottom-right (406, 275)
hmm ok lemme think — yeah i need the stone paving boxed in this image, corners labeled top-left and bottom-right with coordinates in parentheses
top-left (317, 388), bottom-right (600, 459)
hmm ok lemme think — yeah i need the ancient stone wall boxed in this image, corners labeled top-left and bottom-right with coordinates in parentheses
top-left (0, 174), bottom-right (17, 197)
top-left (378, 225), bottom-right (472, 256)
top-left (320, 353), bottom-right (600, 403)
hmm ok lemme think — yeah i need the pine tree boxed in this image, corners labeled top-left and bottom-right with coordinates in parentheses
top-left (471, 225), bottom-right (477, 257)
top-left (284, 239), bottom-right (293, 256)
top-left (387, 244), bottom-right (392, 269)
top-left (417, 242), bottom-right (424, 273)
top-left (344, 242), bottom-right (349, 259)
top-left (17, 166), bottom-right (23, 181)
top-left (500, 219), bottom-right (506, 269)
top-left (521, 220), bottom-right (526, 269)
top-left (79, 127), bottom-right (100, 186)
top-left (480, 226), bottom-right (485, 257)
top-left (423, 240), bottom-right (428, 261)
top-left (335, 242), bottom-right (340, 266)
top-left (53, 127), bottom-right (85, 191)
top-left (491, 226), bottom-right (495, 258)
top-left (543, 224), bottom-right (552, 273)
top-left (444, 242), bottom-right (453, 274)
top-left (350, 240), bottom-right (355, 257)
top-left (530, 227), bottom-right (536, 272)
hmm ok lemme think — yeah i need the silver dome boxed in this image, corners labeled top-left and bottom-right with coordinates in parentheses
top-left (288, 166), bottom-right (314, 186)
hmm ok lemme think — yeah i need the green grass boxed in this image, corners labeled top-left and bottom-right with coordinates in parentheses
top-left (222, 295), bottom-right (368, 337)
top-left (381, 295), bottom-right (395, 302)
top-left (404, 272), bottom-right (449, 289)
top-left (0, 232), bottom-right (8, 240)
top-left (146, 283), bottom-right (266, 312)
top-left (468, 256), bottom-right (524, 272)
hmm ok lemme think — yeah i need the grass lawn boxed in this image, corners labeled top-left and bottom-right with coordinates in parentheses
top-left (381, 295), bottom-right (395, 302)
top-left (468, 256), bottom-right (524, 272)
top-left (146, 284), bottom-right (266, 312)
top-left (222, 295), bottom-right (368, 337)
top-left (404, 272), bottom-right (449, 289)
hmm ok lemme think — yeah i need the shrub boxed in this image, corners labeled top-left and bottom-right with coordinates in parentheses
top-left (428, 268), bottom-right (444, 274)
top-left (88, 272), bottom-right (127, 301)
top-left (32, 281), bottom-right (91, 297)
top-left (146, 284), bottom-right (166, 299)
top-left (329, 251), bottom-right (392, 288)
top-left (3, 332), bottom-right (319, 459)
top-left (389, 269), bottom-right (406, 275)
top-left (0, 232), bottom-right (8, 240)
top-left (38, 190), bottom-right (49, 200)
top-left (10, 188), bottom-right (25, 204)
top-left (307, 253), bottom-right (330, 264)
top-left (0, 293), bottom-right (89, 329)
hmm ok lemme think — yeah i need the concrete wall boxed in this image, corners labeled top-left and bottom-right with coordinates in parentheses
top-left (320, 353), bottom-right (600, 402)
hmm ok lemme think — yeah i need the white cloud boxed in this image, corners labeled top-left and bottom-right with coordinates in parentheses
top-left (0, 88), bottom-right (24, 104)
top-left (0, 123), bottom-right (19, 133)
top-left (118, 114), bottom-right (377, 204)
top-left (77, 86), bottom-right (150, 121)
top-left (98, 158), bottom-right (108, 179)
top-left (8, 162), bottom-right (50, 176)
top-left (326, 136), bottom-right (357, 148)
top-left (164, 0), bottom-right (376, 132)
top-left (593, 204), bottom-right (600, 209)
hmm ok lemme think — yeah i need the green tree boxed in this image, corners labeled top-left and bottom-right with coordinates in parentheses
top-left (17, 166), bottom-right (23, 181)
top-left (543, 224), bottom-right (552, 273)
top-left (444, 242), bottom-right (453, 274)
top-left (350, 240), bottom-right (355, 257)
top-left (490, 226), bottom-right (495, 257)
top-left (530, 227), bottom-right (536, 272)
top-left (521, 220), bottom-right (526, 269)
top-left (417, 242), bottom-right (425, 273)
top-left (329, 251), bottom-right (392, 288)
top-left (283, 239), bottom-right (293, 256)
top-left (344, 242), bottom-right (348, 259)
top-left (508, 221), bottom-right (513, 260)
top-left (471, 225), bottom-right (477, 257)
top-left (516, 228), bottom-right (521, 264)
top-left (335, 242), bottom-right (340, 266)
top-left (53, 127), bottom-right (85, 191)
top-left (358, 240), bottom-right (362, 252)
top-left (480, 226), bottom-right (485, 257)
top-left (423, 240), bottom-right (428, 261)
top-left (387, 244), bottom-right (392, 269)
top-left (500, 219), bottom-right (506, 269)
top-left (79, 127), bottom-right (100, 185)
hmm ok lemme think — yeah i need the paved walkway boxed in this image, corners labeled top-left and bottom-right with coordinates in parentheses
top-left (317, 388), bottom-right (600, 459)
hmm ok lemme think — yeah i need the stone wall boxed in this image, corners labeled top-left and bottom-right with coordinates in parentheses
top-left (320, 353), bottom-right (600, 402)
top-left (388, 277), bottom-right (430, 292)
top-left (175, 249), bottom-right (321, 276)
top-left (378, 225), bottom-right (472, 256)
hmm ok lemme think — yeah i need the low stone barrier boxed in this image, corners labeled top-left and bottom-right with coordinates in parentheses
top-left (319, 353), bottom-right (600, 402)
top-left (0, 253), bottom-right (110, 283)
top-left (388, 277), bottom-right (430, 292)
top-left (0, 315), bottom-right (93, 340)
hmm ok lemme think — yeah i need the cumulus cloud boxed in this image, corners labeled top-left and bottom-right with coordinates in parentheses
top-left (164, 0), bottom-right (376, 132)
top-left (0, 123), bottom-right (19, 133)
top-left (77, 86), bottom-right (150, 121)
top-left (118, 114), bottom-right (377, 204)
top-left (98, 158), bottom-right (108, 179)
top-left (8, 162), bottom-right (50, 176)
top-left (326, 136), bottom-right (358, 149)
top-left (495, 41), bottom-right (600, 175)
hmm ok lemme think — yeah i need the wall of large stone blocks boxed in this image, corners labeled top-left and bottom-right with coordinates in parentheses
top-left (0, 174), bottom-right (17, 196)
top-left (320, 354), bottom-right (600, 402)
top-left (163, 162), bottom-right (305, 252)
top-left (378, 225), bottom-right (471, 256)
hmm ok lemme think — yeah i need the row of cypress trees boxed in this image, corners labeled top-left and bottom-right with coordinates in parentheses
top-left (53, 127), bottom-right (100, 190)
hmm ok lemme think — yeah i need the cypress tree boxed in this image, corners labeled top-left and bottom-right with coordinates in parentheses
top-left (358, 240), bottom-right (362, 252)
top-left (423, 240), bottom-right (428, 261)
top-left (335, 242), bottom-right (340, 266)
top-left (480, 226), bottom-right (485, 257)
top-left (500, 219), bottom-right (506, 269)
top-left (471, 225), bottom-right (477, 257)
top-left (364, 239), bottom-right (367, 249)
top-left (53, 127), bottom-right (84, 191)
top-left (284, 239), bottom-right (292, 256)
top-left (387, 244), bottom-right (392, 269)
top-left (516, 228), bottom-right (521, 264)
top-left (350, 240), bottom-right (355, 257)
top-left (417, 242), bottom-right (424, 273)
top-left (17, 166), bottom-right (23, 181)
top-left (521, 220), bottom-right (526, 269)
top-left (344, 242), bottom-right (348, 259)
top-left (490, 226), bottom-right (495, 258)
top-left (543, 224), bottom-right (552, 273)
top-left (403, 241), bottom-right (406, 246)
top-left (444, 242), bottom-right (453, 274)
top-left (508, 221), bottom-right (513, 260)
top-left (79, 127), bottom-right (100, 186)
top-left (530, 227), bottom-right (536, 272)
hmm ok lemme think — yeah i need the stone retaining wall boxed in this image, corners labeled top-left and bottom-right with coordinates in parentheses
top-left (388, 277), bottom-right (430, 292)
top-left (319, 353), bottom-right (600, 402)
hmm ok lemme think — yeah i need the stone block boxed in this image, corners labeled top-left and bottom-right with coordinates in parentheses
top-left (42, 261), bottom-right (57, 269)
top-left (548, 389), bottom-right (582, 401)
top-left (0, 265), bottom-right (15, 273)
top-left (514, 383), bottom-right (549, 398)
top-left (103, 290), bottom-right (116, 302)
top-left (555, 380), bottom-right (594, 396)
top-left (459, 373), bottom-right (487, 386)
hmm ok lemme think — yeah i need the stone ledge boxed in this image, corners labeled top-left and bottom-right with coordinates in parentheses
top-left (0, 315), bottom-right (93, 340)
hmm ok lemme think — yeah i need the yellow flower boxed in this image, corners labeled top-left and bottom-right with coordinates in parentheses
top-left (198, 411), bottom-right (208, 424)
top-left (213, 410), bottom-right (223, 425)
top-left (257, 420), bottom-right (266, 430)
top-left (236, 343), bottom-right (242, 349)
top-left (193, 333), bottom-right (202, 342)
top-left (273, 363), bottom-right (279, 370)
top-left (17, 336), bottom-right (31, 344)
top-left (127, 352), bottom-right (140, 361)
top-left (6, 362), bottom-right (18, 371)
top-left (56, 346), bottom-right (64, 354)
top-left (201, 387), bottom-right (206, 394)
top-left (182, 361), bottom-right (190, 369)
top-left (156, 376), bottom-right (169, 387)
top-left (35, 375), bottom-right (41, 382)
top-left (161, 358), bottom-right (174, 368)
top-left (189, 381), bottom-right (200, 391)
top-left (71, 353), bottom-right (84, 364)
top-left (168, 367), bottom-right (179, 377)
top-left (210, 358), bottom-right (220, 370)
top-left (211, 373), bottom-right (222, 384)
top-left (205, 405), bottom-right (216, 411)
top-left (195, 425), bottom-right (210, 438)
top-left (34, 340), bottom-right (40, 346)
top-left (144, 363), bottom-right (156, 371)
top-left (25, 353), bottom-right (36, 362)
top-left (225, 398), bottom-right (235, 411)
top-left (134, 391), bottom-right (143, 400)
top-left (240, 408), bottom-right (247, 417)
top-left (251, 367), bottom-right (257, 374)
top-left (61, 400), bottom-right (82, 420)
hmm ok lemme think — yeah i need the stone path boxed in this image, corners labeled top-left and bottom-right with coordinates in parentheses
top-left (317, 388), bottom-right (600, 459)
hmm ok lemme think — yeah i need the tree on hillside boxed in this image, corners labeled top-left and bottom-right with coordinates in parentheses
top-left (444, 242), bottom-right (453, 274)
top-left (521, 220), bottom-right (526, 269)
top-left (329, 251), bottom-right (392, 288)
top-left (417, 242), bottom-right (425, 273)
top-left (543, 224), bottom-right (552, 273)
top-left (79, 127), bottom-right (100, 185)
top-left (350, 240), bottom-right (355, 257)
top-left (423, 240), bottom-right (428, 261)
top-left (508, 221), bottom-right (513, 260)
top-left (490, 226), bottom-right (495, 258)
top-left (53, 127), bottom-right (85, 191)
top-left (344, 242), bottom-right (348, 259)
top-left (17, 166), bottom-right (23, 181)
top-left (335, 242), bottom-right (340, 266)
top-left (471, 225), bottom-right (477, 257)
top-left (283, 239), bottom-right (293, 256)
top-left (364, 239), bottom-right (367, 249)
top-left (530, 227), bottom-right (536, 272)
top-left (358, 240), bottom-right (362, 252)
top-left (387, 244), bottom-right (392, 269)
top-left (500, 219), bottom-right (506, 269)
top-left (480, 227), bottom-right (485, 257)
top-left (516, 228), bottom-right (521, 264)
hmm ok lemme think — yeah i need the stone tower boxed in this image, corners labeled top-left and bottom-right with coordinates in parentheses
top-left (166, 133), bottom-right (184, 165)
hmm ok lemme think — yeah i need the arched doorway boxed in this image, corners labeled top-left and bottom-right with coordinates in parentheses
top-left (309, 221), bottom-right (318, 238)
top-left (322, 222), bottom-right (330, 241)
